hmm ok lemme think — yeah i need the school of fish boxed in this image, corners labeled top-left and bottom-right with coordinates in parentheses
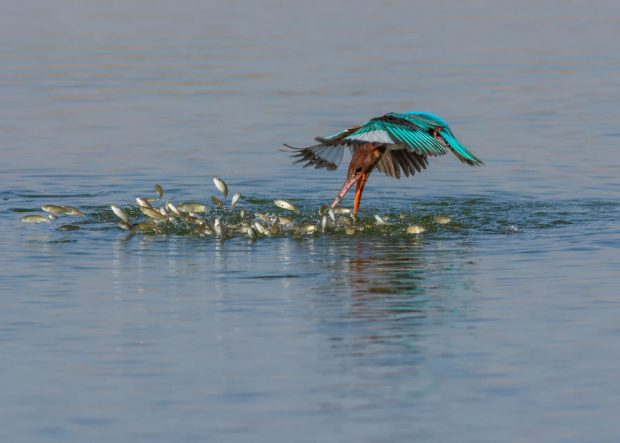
top-left (18, 178), bottom-right (452, 239)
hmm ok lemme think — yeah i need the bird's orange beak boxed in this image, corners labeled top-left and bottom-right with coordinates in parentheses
top-left (352, 173), bottom-right (368, 216)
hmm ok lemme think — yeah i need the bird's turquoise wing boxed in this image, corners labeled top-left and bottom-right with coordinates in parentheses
top-left (341, 117), bottom-right (447, 157)
top-left (315, 125), bottom-right (362, 145)
top-left (436, 127), bottom-right (483, 166)
top-left (395, 112), bottom-right (484, 166)
top-left (286, 111), bottom-right (483, 172)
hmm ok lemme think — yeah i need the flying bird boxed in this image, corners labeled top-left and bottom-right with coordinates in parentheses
top-left (287, 112), bottom-right (483, 216)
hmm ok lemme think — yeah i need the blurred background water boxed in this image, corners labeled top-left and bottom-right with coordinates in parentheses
top-left (1, 1), bottom-right (620, 442)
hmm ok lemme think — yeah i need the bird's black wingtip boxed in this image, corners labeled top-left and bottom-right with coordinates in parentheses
top-left (280, 143), bottom-right (299, 153)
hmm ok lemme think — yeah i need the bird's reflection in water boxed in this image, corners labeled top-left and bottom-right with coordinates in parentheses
top-left (347, 238), bottom-right (426, 296)
top-left (308, 236), bottom-right (476, 365)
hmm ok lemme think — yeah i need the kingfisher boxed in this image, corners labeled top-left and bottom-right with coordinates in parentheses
top-left (287, 112), bottom-right (483, 216)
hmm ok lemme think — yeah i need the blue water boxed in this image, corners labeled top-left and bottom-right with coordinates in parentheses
top-left (2, 1), bottom-right (620, 442)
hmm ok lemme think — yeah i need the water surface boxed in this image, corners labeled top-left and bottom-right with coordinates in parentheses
top-left (1, 1), bottom-right (620, 442)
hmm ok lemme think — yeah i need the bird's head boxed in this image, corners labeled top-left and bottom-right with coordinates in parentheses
top-left (345, 144), bottom-right (384, 181)
top-left (331, 144), bottom-right (385, 208)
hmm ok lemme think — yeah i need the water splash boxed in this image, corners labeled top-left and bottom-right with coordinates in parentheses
top-left (12, 181), bottom-right (609, 242)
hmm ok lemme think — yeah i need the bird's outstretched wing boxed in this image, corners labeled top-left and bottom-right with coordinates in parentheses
top-left (285, 125), bottom-right (361, 170)
top-left (314, 125), bottom-right (362, 146)
top-left (340, 112), bottom-right (483, 166)
top-left (397, 112), bottom-right (484, 166)
top-left (374, 149), bottom-right (429, 179)
top-left (344, 114), bottom-right (448, 157)
top-left (285, 142), bottom-right (346, 171)
top-left (286, 115), bottom-right (441, 171)
top-left (286, 111), bottom-right (483, 171)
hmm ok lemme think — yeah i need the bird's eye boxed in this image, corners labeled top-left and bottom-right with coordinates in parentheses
top-left (355, 166), bottom-right (362, 174)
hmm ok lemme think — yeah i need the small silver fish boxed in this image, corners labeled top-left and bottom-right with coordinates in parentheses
top-left (41, 205), bottom-right (84, 216)
top-left (274, 199), bottom-right (299, 213)
top-left (213, 177), bottom-right (229, 199)
top-left (63, 206), bottom-right (85, 216)
top-left (117, 221), bottom-right (132, 230)
top-left (231, 192), bottom-right (241, 209)
top-left (177, 202), bottom-right (207, 213)
top-left (20, 214), bottom-right (51, 223)
top-left (136, 197), bottom-right (152, 208)
top-left (140, 206), bottom-right (167, 220)
top-left (434, 215), bottom-right (451, 224)
top-left (239, 209), bottom-right (246, 219)
top-left (321, 214), bottom-right (328, 232)
top-left (213, 218), bottom-right (223, 236)
top-left (158, 206), bottom-right (168, 216)
top-left (332, 207), bottom-right (351, 215)
top-left (166, 201), bottom-right (181, 216)
top-left (301, 224), bottom-right (317, 234)
top-left (253, 221), bottom-right (270, 236)
top-left (328, 208), bottom-right (336, 223)
top-left (246, 226), bottom-right (257, 241)
top-left (406, 225), bottom-right (425, 234)
top-left (345, 226), bottom-right (356, 235)
top-left (111, 205), bottom-right (130, 224)
top-left (374, 215), bottom-right (387, 225)
top-left (211, 195), bottom-right (223, 208)
top-left (154, 184), bottom-right (164, 199)
top-left (41, 205), bottom-right (68, 214)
